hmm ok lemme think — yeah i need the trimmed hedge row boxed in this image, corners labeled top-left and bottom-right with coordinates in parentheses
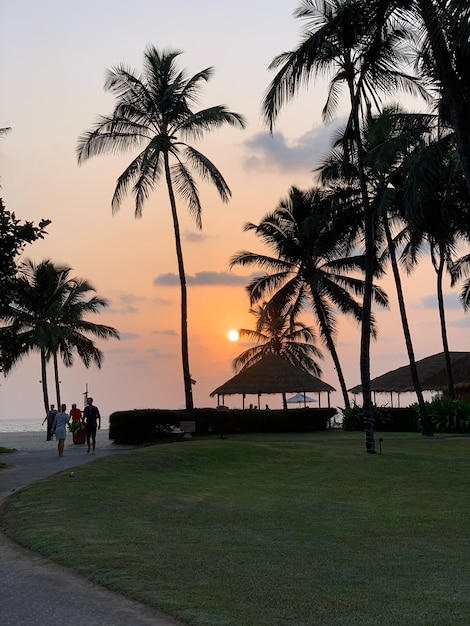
top-left (109, 407), bottom-right (336, 444)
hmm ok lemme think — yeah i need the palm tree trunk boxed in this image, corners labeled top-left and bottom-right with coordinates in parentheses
top-left (436, 248), bottom-right (456, 399)
top-left (344, 69), bottom-right (376, 452)
top-left (164, 154), bottom-right (194, 411)
top-left (384, 219), bottom-right (431, 434)
top-left (311, 292), bottom-right (351, 409)
top-left (350, 106), bottom-right (376, 453)
top-left (53, 351), bottom-right (61, 409)
top-left (40, 348), bottom-right (49, 414)
top-left (282, 391), bottom-right (287, 410)
top-left (361, 208), bottom-right (376, 453)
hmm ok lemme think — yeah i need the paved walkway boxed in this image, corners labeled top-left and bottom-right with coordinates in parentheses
top-left (0, 431), bottom-right (184, 626)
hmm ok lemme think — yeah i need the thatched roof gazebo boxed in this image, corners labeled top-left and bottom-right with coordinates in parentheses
top-left (348, 351), bottom-right (470, 405)
top-left (210, 354), bottom-right (336, 408)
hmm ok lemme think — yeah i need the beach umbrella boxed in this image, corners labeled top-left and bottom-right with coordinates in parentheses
top-left (286, 393), bottom-right (316, 404)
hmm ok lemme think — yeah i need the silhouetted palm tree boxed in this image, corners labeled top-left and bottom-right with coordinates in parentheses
top-left (263, 0), bottom-right (425, 450)
top-left (319, 107), bottom-right (437, 432)
top-left (363, 0), bottom-right (470, 192)
top-left (77, 47), bottom-right (245, 410)
top-left (231, 186), bottom-right (388, 409)
top-left (0, 259), bottom-right (119, 412)
top-left (233, 300), bottom-right (324, 409)
top-left (398, 135), bottom-right (470, 399)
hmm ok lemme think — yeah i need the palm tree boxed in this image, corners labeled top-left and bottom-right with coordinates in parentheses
top-left (263, 0), bottom-right (426, 451)
top-left (230, 186), bottom-right (388, 409)
top-left (76, 47), bottom-right (245, 410)
top-left (319, 107), bottom-right (436, 433)
top-left (233, 300), bottom-right (323, 409)
top-left (0, 259), bottom-right (119, 412)
top-left (363, 0), bottom-right (470, 193)
top-left (398, 139), bottom-right (470, 400)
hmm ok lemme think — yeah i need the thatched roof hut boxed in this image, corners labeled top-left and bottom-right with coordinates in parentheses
top-left (348, 352), bottom-right (470, 401)
top-left (210, 354), bottom-right (336, 408)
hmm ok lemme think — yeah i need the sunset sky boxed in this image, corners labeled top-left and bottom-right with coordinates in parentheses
top-left (1, 1), bottom-right (468, 422)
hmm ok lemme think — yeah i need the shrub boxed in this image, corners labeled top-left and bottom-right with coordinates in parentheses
top-left (342, 404), bottom-right (420, 432)
top-left (68, 420), bottom-right (85, 434)
top-left (416, 397), bottom-right (470, 434)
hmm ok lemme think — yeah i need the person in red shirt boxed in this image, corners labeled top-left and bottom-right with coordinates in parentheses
top-left (70, 403), bottom-right (82, 422)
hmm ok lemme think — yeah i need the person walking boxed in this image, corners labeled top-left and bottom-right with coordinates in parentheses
top-left (83, 397), bottom-right (101, 454)
top-left (42, 404), bottom-right (57, 441)
top-left (51, 403), bottom-right (70, 457)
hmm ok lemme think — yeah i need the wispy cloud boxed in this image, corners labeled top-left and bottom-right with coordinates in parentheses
top-left (146, 347), bottom-right (176, 359)
top-left (106, 347), bottom-right (136, 355)
top-left (154, 271), bottom-right (258, 287)
top-left (108, 292), bottom-right (171, 313)
top-left (421, 293), bottom-right (462, 310)
top-left (107, 293), bottom-right (144, 314)
top-left (183, 230), bottom-right (211, 243)
top-left (152, 329), bottom-right (178, 336)
top-left (119, 332), bottom-right (140, 340)
top-left (449, 316), bottom-right (470, 328)
top-left (243, 122), bottom-right (344, 172)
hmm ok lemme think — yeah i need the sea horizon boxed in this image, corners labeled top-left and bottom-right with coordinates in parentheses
top-left (0, 417), bottom-right (109, 433)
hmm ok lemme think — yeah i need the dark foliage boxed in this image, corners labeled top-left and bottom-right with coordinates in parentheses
top-left (342, 404), bottom-right (420, 432)
top-left (415, 397), bottom-right (470, 434)
top-left (109, 407), bottom-right (335, 444)
top-left (0, 198), bottom-right (50, 313)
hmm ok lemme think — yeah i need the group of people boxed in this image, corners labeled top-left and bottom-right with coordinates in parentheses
top-left (42, 397), bottom-right (101, 457)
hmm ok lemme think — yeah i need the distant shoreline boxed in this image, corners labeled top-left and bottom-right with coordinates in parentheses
top-left (0, 417), bottom-right (109, 434)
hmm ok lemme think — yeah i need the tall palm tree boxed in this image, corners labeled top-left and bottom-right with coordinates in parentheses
top-left (230, 186), bottom-right (388, 409)
top-left (263, 0), bottom-right (426, 451)
top-left (0, 259), bottom-right (119, 412)
top-left (233, 300), bottom-right (324, 409)
top-left (77, 47), bottom-right (245, 410)
top-left (319, 107), bottom-right (436, 433)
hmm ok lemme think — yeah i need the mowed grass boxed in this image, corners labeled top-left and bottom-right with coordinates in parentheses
top-left (0, 446), bottom-right (15, 468)
top-left (1, 432), bottom-right (469, 625)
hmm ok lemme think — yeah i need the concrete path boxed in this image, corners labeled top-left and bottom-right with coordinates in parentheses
top-left (0, 431), bottom-right (184, 626)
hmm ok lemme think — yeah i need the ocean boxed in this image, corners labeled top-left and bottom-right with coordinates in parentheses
top-left (0, 418), bottom-right (45, 433)
top-left (0, 418), bottom-right (109, 433)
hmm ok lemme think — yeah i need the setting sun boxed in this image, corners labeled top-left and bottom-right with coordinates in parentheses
top-left (228, 330), bottom-right (239, 342)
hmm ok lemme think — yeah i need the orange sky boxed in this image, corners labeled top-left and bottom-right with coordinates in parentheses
top-left (1, 1), bottom-right (468, 421)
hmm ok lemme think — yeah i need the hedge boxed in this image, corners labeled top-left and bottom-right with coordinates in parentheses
top-left (109, 407), bottom-right (336, 444)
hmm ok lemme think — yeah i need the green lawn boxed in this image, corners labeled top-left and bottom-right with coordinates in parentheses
top-left (1, 432), bottom-right (469, 625)
top-left (0, 446), bottom-right (15, 468)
